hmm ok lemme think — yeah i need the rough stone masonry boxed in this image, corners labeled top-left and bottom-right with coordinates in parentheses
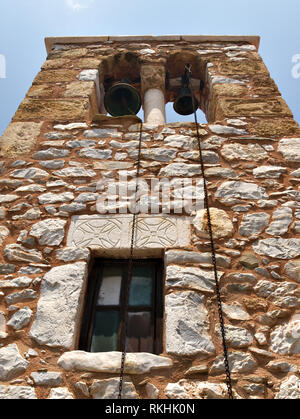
top-left (0, 35), bottom-right (299, 399)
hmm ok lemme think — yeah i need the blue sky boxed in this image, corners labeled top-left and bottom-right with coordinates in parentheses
top-left (0, 0), bottom-right (300, 135)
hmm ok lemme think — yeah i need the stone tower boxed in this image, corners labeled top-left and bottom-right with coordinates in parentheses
top-left (0, 35), bottom-right (299, 400)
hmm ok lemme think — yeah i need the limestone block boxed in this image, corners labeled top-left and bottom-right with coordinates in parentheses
top-left (239, 213), bottom-right (270, 237)
top-left (0, 386), bottom-right (37, 399)
top-left (285, 260), bottom-right (300, 282)
top-left (217, 98), bottom-right (292, 118)
top-left (38, 192), bottom-right (74, 204)
top-left (270, 317), bottom-right (300, 355)
top-left (253, 166), bottom-right (287, 179)
top-left (30, 371), bottom-right (63, 386)
top-left (48, 387), bottom-right (74, 399)
top-left (222, 302), bottom-right (250, 321)
top-left (165, 250), bottom-right (231, 268)
top-left (30, 262), bottom-right (88, 349)
top-left (10, 167), bottom-right (49, 180)
top-left (278, 138), bottom-right (300, 163)
top-left (0, 122), bottom-right (43, 158)
top-left (56, 247), bottom-right (91, 263)
top-left (33, 69), bottom-right (78, 84)
top-left (193, 208), bottom-right (234, 239)
top-left (221, 143), bottom-right (268, 162)
top-left (4, 244), bottom-right (43, 264)
top-left (67, 215), bottom-right (190, 255)
top-left (91, 378), bottom-right (138, 399)
top-left (165, 291), bottom-right (215, 356)
top-left (0, 344), bottom-right (29, 381)
top-left (275, 375), bottom-right (300, 399)
top-left (210, 351), bottom-right (257, 375)
top-left (254, 280), bottom-right (299, 309)
top-left (30, 219), bottom-right (67, 245)
top-left (13, 99), bottom-right (90, 122)
top-left (7, 307), bottom-right (33, 330)
top-left (215, 181), bottom-right (268, 204)
top-left (215, 325), bottom-right (253, 348)
top-left (266, 207), bottom-right (293, 236)
top-left (166, 265), bottom-right (223, 293)
top-left (58, 351), bottom-right (172, 374)
top-left (165, 380), bottom-right (241, 399)
top-left (253, 238), bottom-right (300, 259)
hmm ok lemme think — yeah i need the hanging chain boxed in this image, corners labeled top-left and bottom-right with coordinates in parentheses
top-left (185, 65), bottom-right (234, 400)
top-left (118, 121), bottom-right (143, 399)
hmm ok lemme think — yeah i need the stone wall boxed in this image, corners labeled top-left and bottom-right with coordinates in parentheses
top-left (0, 36), bottom-right (299, 399)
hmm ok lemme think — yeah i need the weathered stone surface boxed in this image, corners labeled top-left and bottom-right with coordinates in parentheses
top-left (165, 250), bottom-right (231, 268)
top-left (253, 238), bottom-right (300, 259)
top-left (265, 207), bottom-right (293, 236)
top-left (58, 351), bottom-right (172, 374)
top-left (145, 383), bottom-right (159, 399)
top-left (0, 122), bottom-right (43, 158)
top-left (205, 167), bottom-right (237, 178)
top-left (278, 138), bottom-right (300, 163)
top-left (30, 219), bottom-right (67, 246)
top-left (253, 166), bottom-right (287, 179)
top-left (7, 307), bottom-right (33, 330)
top-left (48, 387), bottom-right (74, 399)
top-left (0, 264), bottom-right (16, 274)
top-left (194, 208), bottom-right (234, 239)
top-left (56, 247), bottom-right (91, 263)
top-left (222, 302), bottom-right (250, 320)
top-left (270, 317), bottom-right (300, 354)
top-left (221, 143), bottom-right (267, 161)
top-left (30, 371), bottom-right (63, 386)
top-left (91, 378), bottom-right (138, 399)
top-left (30, 262), bottom-right (88, 349)
top-left (53, 167), bottom-right (96, 178)
top-left (54, 122), bottom-right (88, 131)
top-left (15, 184), bottom-right (46, 193)
top-left (33, 148), bottom-right (70, 160)
top-left (215, 181), bottom-right (268, 203)
top-left (209, 125), bottom-right (248, 135)
top-left (254, 280), bottom-right (299, 309)
top-left (165, 291), bottom-right (215, 356)
top-left (0, 344), bottom-right (29, 380)
top-left (34, 69), bottom-right (78, 83)
top-left (39, 160), bottom-right (65, 170)
top-left (285, 260), bottom-right (300, 282)
top-left (78, 148), bottom-right (112, 159)
top-left (239, 213), bottom-right (270, 237)
top-left (0, 195), bottom-right (19, 204)
top-left (210, 351), bottom-right (257, 375)
top-left (10, 167), bottom-right (49, 180)
top-left (239, 253), bottom-right (260, 269)
top-left (65, 81), bottom-right (95, 98)
top-left (275, 375), bottom-right (300, 399)
top-left (0, 385), bottom-right (37, 399)
top-left (215, 325), bottom-right (253, 348)
top-left (38, 192), bottom-right (74, 205)
top-left (84, 128), bottom-right (122, 139)
top-left (5, 289), bottom-right (38, 305)
top-left (4, 244), bottom-right (43, 263)
top-left (159, 163), bottom-right (201, 177)
top-left (166, 265), bottom-right (222, 293)
top-left (163, 135), bottom-right (196, 149)
top-left (165, 379), bottom-right (241, 399)
top-left (14, 99), bottom-right (89, 122)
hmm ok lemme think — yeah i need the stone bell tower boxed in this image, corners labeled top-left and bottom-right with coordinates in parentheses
top-left (0, 35), bottom-right (299, 400)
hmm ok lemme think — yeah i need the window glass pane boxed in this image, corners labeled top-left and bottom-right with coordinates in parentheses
top-left (90, 310), bottom-right (119, 352)
top-left (129, 265), bottom-right (153, 307)
top-left (97, 266), bottom-right (123, 306)
top-left (126, 312), bottom-right (153, 352)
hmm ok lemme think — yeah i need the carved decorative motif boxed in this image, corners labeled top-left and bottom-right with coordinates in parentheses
top-left (67, 215), bottom-right (190, 250)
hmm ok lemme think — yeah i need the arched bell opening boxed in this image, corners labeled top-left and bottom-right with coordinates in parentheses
top-left (100, 52), bottom-right (142, 117)
top-left (165, 51), bottom-right (209, 122)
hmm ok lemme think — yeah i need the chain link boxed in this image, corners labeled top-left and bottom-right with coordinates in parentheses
top-left (118, 121), bottom-right (143, 399)
top-left (186, 65), bottom-right (234, 399)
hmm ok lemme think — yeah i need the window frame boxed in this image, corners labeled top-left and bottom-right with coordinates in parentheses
top-left (79, 258), bottom-right (164, 355)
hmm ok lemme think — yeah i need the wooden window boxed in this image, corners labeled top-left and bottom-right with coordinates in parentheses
top-left (79, 259), bottom-right (163, 355)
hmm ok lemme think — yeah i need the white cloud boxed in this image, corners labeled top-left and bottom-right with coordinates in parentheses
top-left (65, 0), bottom-right (94, 11)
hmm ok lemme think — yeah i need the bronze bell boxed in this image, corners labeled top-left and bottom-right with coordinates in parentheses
top-left (173, 86), bottom-right (199, 116)
top-left (104, 79), bottom-right (142, 117)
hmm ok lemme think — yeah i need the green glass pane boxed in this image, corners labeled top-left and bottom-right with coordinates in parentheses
top-left (129, 265), bottom-right (153, 307)
top-left (90, 311), bottom-right (119, 352)
top-left (98, 266), bottom-right (123, 306)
